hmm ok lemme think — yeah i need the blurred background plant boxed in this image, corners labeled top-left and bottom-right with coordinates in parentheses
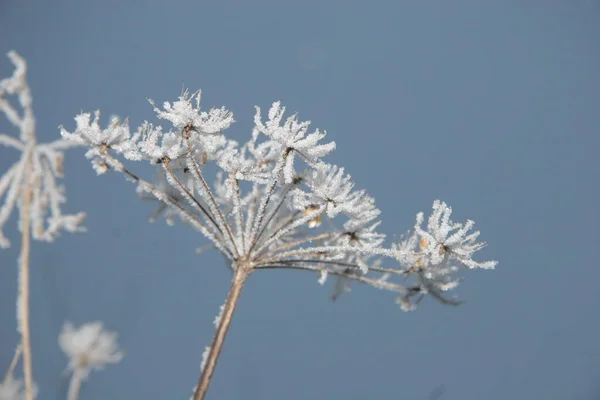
top-left (1, 52), bottom-right (118, 400)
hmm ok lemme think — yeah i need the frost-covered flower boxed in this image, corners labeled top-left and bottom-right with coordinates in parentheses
top-left (390, 201), bottom-right (497, 311)
top-left (149, 90), bottom-right (234, 135)
top-left (0, 375), bottom-right (37, 400)
top-left (292, 164), bottom-right (381, 225)
top-left (415, 200), bottom-right (497, 270)
top-left (60, 112), bottom-right (141, 162)
top-left (216, 141), bottom-right (269, 186)
top-left (247, 129), bottom-right (282, 171)
top-left (254, 102), bottom-right (335, 183)
top-left (137, 124), bottom-right (186, 163)
top-left (338, 220), bottom-right (386, 250)
top-left (289, 164), bottom-right (354, 218)
top-left (59, 321), bottom-right (123, 379)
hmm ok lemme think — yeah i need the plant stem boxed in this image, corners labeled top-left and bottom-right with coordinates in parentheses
top-left (67, 368), bottom-right (84, 400)
top-left (18, 179), bottom-right (34, 400)
top-left (192, 265), bottom-right (249, 400)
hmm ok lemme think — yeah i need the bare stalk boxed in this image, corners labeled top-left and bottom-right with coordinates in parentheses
top-left (66, 368), bottom-right (84, 400)
top-left (192, 264), bottom-right (250, 400)
top-left (18, 174), bottom-right (34, 400)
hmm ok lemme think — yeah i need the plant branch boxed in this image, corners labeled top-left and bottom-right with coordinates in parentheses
top-left (248, 150), bottom-right (289, 253)
top-left (184, 138), bottom-right (240, 258)
top-left (162, 162), bottom-right (222, 238)
top-left (250, 180), bottom-right (295, 251)
top-left (254, 264), bottom-right (409, 293)
top-left (256, 232), bottom-right (335, 259)
top-left (99, 150), bottom-right (233, 258)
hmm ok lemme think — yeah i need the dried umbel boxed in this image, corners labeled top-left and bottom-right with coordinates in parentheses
top-left (61, 90), bottom-right (497, 399)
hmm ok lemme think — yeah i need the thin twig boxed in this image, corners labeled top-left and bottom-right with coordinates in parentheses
top-left (257, 232), bottom-right (335, 259)
top-left (248, 150), bottom-right (289, 253)
top-left (162, 162), bottom-right (222, 238)
top-left (231, 177), bottom-right (246, 253)
top-left (184, 138), bottom-right (240, 258)
top-left (255, 264), bottom-right (409, 292)
top-left (251, 180), bottom-right (295, 251)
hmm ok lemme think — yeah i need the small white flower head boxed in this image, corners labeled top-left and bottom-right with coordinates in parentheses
top-left (149, 90), bottom-right (234, 135)
top-left (390, 202), bottom-right (497, 310)
top-left (216, 141), bottom-right (269, 190)
top-left (391, 231), bottom-right (420, 267)
top-left (0, 375), bottom-right (37, 400)
top-left (59, 321), bottom-right (123, 379)
top-left (247, 128), bottom-right (282, 171)
top-left (254, 102), bottom-right (335, 183)
top-left (291, 164), bottom-right (352, 218)
top-left (415, 200), bottom-right (497, 270)
top-left (342, 192), bottom-right (380, 227)
top-left (338, 220), bottom-right (386, 250)
top-left (60, 112), bottom-right (141, 163)
top-left (137, 124), bottom-right (186, 163)
top-left (291, 164), bottom-right (377, 224)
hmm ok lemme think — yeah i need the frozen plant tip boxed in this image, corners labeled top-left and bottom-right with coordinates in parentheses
top-left (61, 89), bottom-right (497, 399)
top-left (59, 322), bottom-right (123, 400)
top-left (59, 322), bottom-right (123, 377)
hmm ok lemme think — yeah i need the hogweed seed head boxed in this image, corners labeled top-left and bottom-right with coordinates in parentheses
top-left (61, 90), bottom-right (497, 310)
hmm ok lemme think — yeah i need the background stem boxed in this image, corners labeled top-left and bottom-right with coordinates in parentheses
top-left (18, 178), bottom-right (34, 400)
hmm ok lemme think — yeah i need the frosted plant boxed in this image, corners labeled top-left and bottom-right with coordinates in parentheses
top-left (59, 322), bottom-right (123, 400)
top-left (61, 89), bottom-right (497, 400)
top-left (1, 51), bottom-right (86, 400)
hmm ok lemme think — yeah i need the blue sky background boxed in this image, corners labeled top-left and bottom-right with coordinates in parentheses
top-left (1, 1), bottom-right (599, 399)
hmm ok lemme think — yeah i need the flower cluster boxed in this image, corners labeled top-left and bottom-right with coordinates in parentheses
top-left (61, 90), bottom-right (497, 310)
